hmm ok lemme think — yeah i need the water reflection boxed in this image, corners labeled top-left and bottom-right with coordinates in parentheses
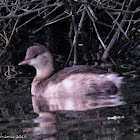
top-left (0, 77), bottom-right (140, 140)
top-left (32, 93), bottom-right (125, 111)
top-left (30, 92), bottom-right (125, 139)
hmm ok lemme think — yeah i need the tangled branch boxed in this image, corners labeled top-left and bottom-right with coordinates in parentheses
top-left (0, 0), bottom-right (139, 68)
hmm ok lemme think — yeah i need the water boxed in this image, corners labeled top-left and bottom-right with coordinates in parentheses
top-left (0, 77), bottom-right (140, 140)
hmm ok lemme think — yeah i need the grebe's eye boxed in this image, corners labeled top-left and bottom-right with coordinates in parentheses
top-left (33, 55), bottom-right (38, 58)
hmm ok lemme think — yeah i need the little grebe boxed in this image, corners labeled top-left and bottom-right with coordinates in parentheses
top-left (19, 44), bottom-right (123, 97)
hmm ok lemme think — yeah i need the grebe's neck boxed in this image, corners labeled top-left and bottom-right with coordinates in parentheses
top-left (31, 62), bottom-right (54, 95)
top-left (34, 65), bottom-right (54, 83)
top-left (33, 51), bottom-right (54, 83)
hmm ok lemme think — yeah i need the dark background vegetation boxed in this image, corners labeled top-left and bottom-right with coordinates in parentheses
top-left (0, 0), bottom-right (140, 78)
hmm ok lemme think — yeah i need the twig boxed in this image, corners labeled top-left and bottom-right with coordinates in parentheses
top-left (0, 3), bottom-right (62, 20)
top-left (43, 4), bottom-right (64, 19)
top-left (87, 5), bottom-right (98, 21)
top-left (65, 23), bottom-right (74, 66)
top-left (104, 1), bottom-right (126, 43)
top-left (18, 4), bottom-right (65, 32)
top-left (122, 20), bottom-right (140, 22)
top-left (76, 4), bottom-right (84, 14)
top-left (33, 12), bottom-right (68, 34)
top-left (0, 0), bottom-right (43, 8)
top-left (97, 21), bottom-right (112, 28)
top-left (125, 14), bottom-right (133, 35)
top-left (52, 12), bottom-right (67, 21)
top-left (17, 8), bottom-right (48, 30)
top-left (73, 0), bottom-right (140, 14)
top-left (0, 32), bottom-right (9, 45)
top-left (0, 18), bottom-right (19, 58)
top-left (72, 13), bottom-right (78, 65)
top-left (45, 15), bottom-right (71, 27)
top-left (105, 9), bottom-right (129, 39)
top-left (68, 3), bottom-right (86, 65)
top-left (84, 3), bottom-right (106, 49)
top-left (102, 0), bottom-right (134, 60)
top-left (1, 18), bottom-right (12, 31)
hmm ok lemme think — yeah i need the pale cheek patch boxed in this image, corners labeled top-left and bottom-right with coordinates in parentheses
top-left (30, 59), bottom-right (36, 65)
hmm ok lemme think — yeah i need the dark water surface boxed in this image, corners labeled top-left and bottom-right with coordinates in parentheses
top-left (0, 77), bottom-right (140, 140)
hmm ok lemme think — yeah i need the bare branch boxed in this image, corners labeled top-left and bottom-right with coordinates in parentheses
top-left (73, 0), bottom-right (140, 14)
top-left (0, 18), bottom-right (19, 58)
top-left (84, 3), bottom-right (106, 49)
top-left (102, 0), bottom-right (135, 60)
top-left (0, 3), bottom-right (63, 20)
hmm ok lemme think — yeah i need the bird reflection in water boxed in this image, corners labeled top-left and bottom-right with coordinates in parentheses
top-left (30, 93), bottom-right (125, 139)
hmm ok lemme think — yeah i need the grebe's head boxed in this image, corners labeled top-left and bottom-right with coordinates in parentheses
top-left (19, 44), bottom-right (53, 68)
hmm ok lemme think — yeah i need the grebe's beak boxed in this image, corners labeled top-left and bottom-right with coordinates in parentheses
top-left (18, 59), bottom-right (30, 65)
